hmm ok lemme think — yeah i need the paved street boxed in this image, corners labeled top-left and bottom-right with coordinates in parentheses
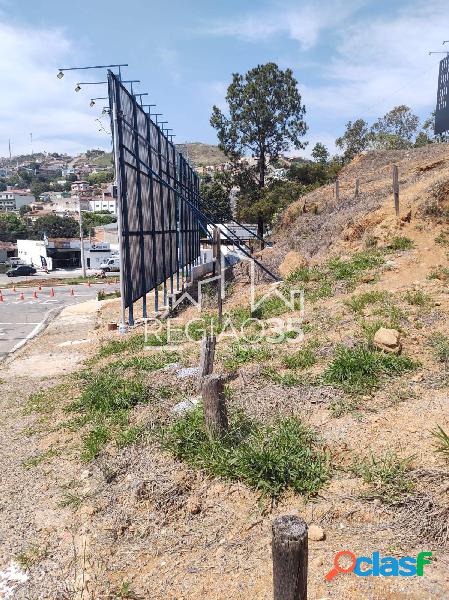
top-left (0, 283), bottom-right (119, 358)
top-left (0, 268), bottom-right (117, 287)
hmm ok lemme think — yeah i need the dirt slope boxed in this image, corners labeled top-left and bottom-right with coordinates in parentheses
top-left (1, 145), bottom-right (449, 599)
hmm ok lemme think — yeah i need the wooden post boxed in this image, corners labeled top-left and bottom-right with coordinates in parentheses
top-left (355, 178), bottom-right (360, 198)
top-left (202, 374), bottom-right (228, 439)
top-left (272, 515), bottom-right (308, 600)
top-left (335, 179), bottom-right (340, 202)
top-left (392, 165), bottom-right (399, 216)
top-left (199, 335), bottom-right (216, 378)
top-left (213, 227), bottom-right (223, 326)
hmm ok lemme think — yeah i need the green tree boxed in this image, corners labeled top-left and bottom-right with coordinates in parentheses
top-left (82, 211), bottom-right (117, 229)
top-left (335, 119), bottom-right (370, 163)
top-left (200, 172), bottom-right (233, 222)
top-left (0, 213), bottom-right (29, 241)
top-left (0, 181), bottom-right (6, 192)
top-left (210, 62), bottom-right (307, 237)
top-left (32, 214), bottom-right (81, 238)
top-left (30, 181), bottom-right (50, 199)
top-left (311, 142), bottom-right (329, 164)
top-left (415, 112), bottom-right (449, 146)
top-left (87, 171), bottom-right (114, 185)
top-left (238, 180), bottom-right (305, 226)
top-left (370, 105), bottom-right (419, 149)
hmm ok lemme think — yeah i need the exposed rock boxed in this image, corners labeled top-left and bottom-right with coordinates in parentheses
top-left (278, 251), bottom-right (308, 278)
top-left (186, 496), bottom-right (202, 515)
top-left (308, 524), bottom-right (325, 541)
top-left (373, 327), bottom-right (402, 354)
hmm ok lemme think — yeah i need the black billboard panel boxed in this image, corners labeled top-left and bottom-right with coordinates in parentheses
top-left (108, 72), bottom-right (201, 321)
top-left (435, 56), bottom-right (449, 135)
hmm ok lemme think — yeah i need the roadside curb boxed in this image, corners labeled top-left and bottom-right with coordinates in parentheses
top-left (0, 305), bottom-right (65, 365)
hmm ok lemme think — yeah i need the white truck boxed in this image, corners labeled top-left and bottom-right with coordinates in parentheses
top-left (99, 256), bottom-right (120, 272)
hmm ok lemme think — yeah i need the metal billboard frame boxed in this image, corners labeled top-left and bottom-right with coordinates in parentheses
top-left (109, 71), bottom-right (203, 325)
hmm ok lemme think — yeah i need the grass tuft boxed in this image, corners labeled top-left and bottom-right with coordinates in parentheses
top-left (387, 236), bottom-right (414, 251)
top-left (160, 407), bottom-right (330, 499)
top-left (346, 290), bottom-right (387, 313)
top-left (351, 452), bottom-right (414, 503)
top-left (323, 345), bottom-right (417, 394)
top-left (404, 290), bottom-right (431, 307)
top-left (432, 425), bottom-right (449, 462)
top-left (428, 332), bottom-right (449, 364)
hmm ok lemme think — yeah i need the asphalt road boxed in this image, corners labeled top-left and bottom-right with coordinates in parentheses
top-left (0, 283), bottom-right (119, 359)
top-left (0, 268), bottom-right (118, 287)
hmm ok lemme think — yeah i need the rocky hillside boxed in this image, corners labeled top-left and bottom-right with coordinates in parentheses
top-left (263, 143), bottom-right (449, 274)
top-left (2, 144), bottom-right (449, 599)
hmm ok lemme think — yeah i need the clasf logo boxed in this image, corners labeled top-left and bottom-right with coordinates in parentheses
top-left (325, 550), bottom-right (432, 581)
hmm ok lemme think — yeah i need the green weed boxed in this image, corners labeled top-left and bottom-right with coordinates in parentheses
top-left (387, 237), bottom-right (414, 251)
top-left (404, 290), bottom-right (431, 306)
top-left (323, 345), bottom-right (417, 394)
top-left (223, 343), bottom-right (272, 371)
top-left (432, 425), bottom-right (449, 462)
top-left (160, 407), bottom-right (330, 499)
top-left (281, 346), bottom-right (316, 370)
top-left (22, 448), bottom-right (59, 469)
top-left (428, 332), bottom-right (449, 364)
top-left (346, 291), bottom-right (388, 313)
top-left (351, 452), bottom-right (414, 503)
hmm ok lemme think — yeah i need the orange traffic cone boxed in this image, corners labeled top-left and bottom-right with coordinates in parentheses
top-left (50, 288), bottom-right (55, 297)
top-left (0, 292), bottom-right (4, 302)
top-left (19, 292), bottom-right (24, 300)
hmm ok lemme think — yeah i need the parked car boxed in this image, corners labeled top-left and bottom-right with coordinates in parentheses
top-left (6, 264), bottom-right (37, 277)
top-left (99, 257), bottom-right (120, 272)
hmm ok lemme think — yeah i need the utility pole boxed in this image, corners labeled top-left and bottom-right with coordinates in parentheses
top-left (78, 200), bottom-right (87, 277)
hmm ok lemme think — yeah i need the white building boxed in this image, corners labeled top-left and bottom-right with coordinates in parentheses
top-left (17, 239), bottom-right (118, 271)
top-left (0, 191), bottom-right (35, 212)
top-left (88, 196), bottom-right (117, 215)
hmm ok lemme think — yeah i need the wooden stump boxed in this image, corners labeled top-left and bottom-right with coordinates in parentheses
top-left (202, 374), bottom-right (228, 439)
top-left (355, 178), bottom-right (360, 198)
top-left (272, 515), bottom-right (308, 600)
top-left (199, 335), bottom-right (216, 378)
top-left (393, 165), bottom-right (399, 216)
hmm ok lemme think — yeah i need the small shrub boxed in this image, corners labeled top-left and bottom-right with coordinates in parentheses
top-left (428, 332), bottom-right (449, 364)
top-left (432, 425), bottom-right (449, 462)
top-left (160, 407), bottom-right (330, 499)
top-left (323, 345), bottom-right (417, 394)
top-left (111, 351), bottom-right (179, 372)
top-left (387, 237), bottom-right (414, 251)
top-left (351, 452), bottom-right (414, 503)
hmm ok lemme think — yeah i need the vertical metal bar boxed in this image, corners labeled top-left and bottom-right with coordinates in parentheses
top-left (157, 127), bottom-right (168, 307)
top-left (146, 119), bottom-right (159, 313)
top-left (166, 137), bottom-right (174, 295)
top-left (175, 150), bottom-right (181, 291)
top-left (132, 97), bottom-right (147, 318)
top-left (110, 73), bottom-right (132, 326)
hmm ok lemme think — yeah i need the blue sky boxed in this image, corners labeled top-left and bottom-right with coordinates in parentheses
top-left (0, 0), bottom-right (447, 158)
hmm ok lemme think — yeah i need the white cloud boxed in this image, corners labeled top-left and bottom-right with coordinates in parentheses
top-left (303, 0), bottom-right (446, 120)
top-left (0, 19), bottom-right (109, 157)
top-left (205, 1), bottom-right (364, 50)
